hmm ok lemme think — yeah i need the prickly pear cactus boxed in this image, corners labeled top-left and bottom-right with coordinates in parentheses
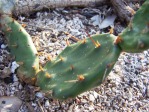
top-left (117, 0), bottom-right (149, 53)
top-left (0, 15), bottom-right (39, 84)
top-left (36, 33), bottom-right (121, 99)
top-left (0, 0), bottom-right (149, 100)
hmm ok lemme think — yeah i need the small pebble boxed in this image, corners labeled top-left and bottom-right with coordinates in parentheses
top-left (18, 84), bottom-right (23, 90)
top-left (93, 91), bottom-right (99, 99)
top-left (13, 74), bottom-right (19, 82)
top-left (35, 92), bottom-right (44, 98)
top-left (11, 61), bottom-right (19, 73)
top-left (89, 94), bottom-right (95, 102)
top-left (45, 100), bottom-right (50, 107)
top-left (1, 44), bottom-right (7, 49)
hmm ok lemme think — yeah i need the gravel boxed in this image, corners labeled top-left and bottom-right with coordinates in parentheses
top-left (0, 1), bottom-right (149, 112)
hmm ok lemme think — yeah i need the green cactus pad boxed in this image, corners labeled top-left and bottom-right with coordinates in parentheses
top-left (118, 0), bottom-right (149, 53)
top-left (36, 33), bottom-right (121, 100)
top-left (0, 15), bottom-right (39, 84)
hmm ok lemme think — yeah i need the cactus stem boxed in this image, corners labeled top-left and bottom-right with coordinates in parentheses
top-left (114, 36), bottom-right (123, 44)
top-left (45, 72), bottom-right (52, 78)
top-left (77, 75), bottom-right (85, 81)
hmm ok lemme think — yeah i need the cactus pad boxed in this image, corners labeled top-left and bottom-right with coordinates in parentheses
top-left (36, 33), bottom-right (121, 99)
top-left (0, 15), bottom-right (39, 84)
top-left (118, 0), bottom-right (149, 53)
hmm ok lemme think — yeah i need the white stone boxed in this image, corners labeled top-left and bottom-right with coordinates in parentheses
top-left (89, 94), bottom-right (95, 102)
top-left (99, 15), bottom-right (116, 29)
top-left (1, 44), bottom-right (7, 49)
top-left (90, 15), bottom-right (101, 26)
top-left (18, 84), bottom-right (23, 90)
top-left (45, 100), bottom-right (50, 107)
top-left (35, 92), bottom-right (44, 98)
top-left (0, 96), bottom-right (22, 112)
top-left (88, 105), bottom-right (94, 111)
top-left (11, 87), bottom-right (16, 91)
top-left (11, 61), bottom-right (19, 73)
top-left (93, 91), bottom-right (99, 99)
top-left (128, 91), bottom-right (133, 101)
top-left (32, 102), bottom-right (37, 107)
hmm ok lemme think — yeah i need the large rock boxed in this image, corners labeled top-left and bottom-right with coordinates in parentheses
top-left (0, 96), bottom-right (22, 112)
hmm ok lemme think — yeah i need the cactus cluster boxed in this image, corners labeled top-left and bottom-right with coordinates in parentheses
top-left (0, 0), bottom-right (149, 100)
